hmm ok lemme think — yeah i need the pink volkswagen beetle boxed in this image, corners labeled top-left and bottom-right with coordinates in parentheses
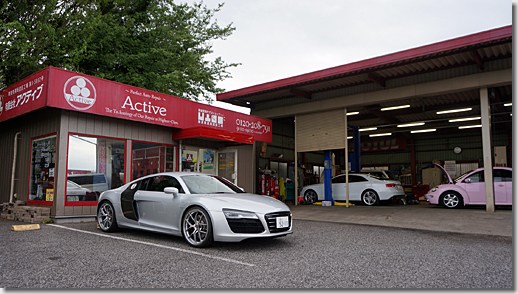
top-left (424, 164), bottom-right (512, 208)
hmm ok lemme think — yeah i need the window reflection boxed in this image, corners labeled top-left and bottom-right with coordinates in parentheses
top-left (29, 134), bottom-right (56, 203)
top-left (132, 142), bottom-right (177, 181)
top-left (67, 134), bottom-right (125, 203)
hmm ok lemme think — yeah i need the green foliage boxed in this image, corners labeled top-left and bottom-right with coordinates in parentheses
top-left (0, 0), bottom-right (238, 101)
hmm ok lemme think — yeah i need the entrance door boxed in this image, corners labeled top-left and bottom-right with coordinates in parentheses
top-left (199, 149), bottom-right (216, 174)
top-left (218, 150), bottom-right (236, 184)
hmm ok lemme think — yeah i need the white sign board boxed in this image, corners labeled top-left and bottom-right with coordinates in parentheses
top-left (444, 160), bottom-right (456, 178)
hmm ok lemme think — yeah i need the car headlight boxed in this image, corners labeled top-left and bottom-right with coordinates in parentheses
top-left (431, 187), bottom-right (438, 192)
top-left (223, 209), bottom-right (258, 219)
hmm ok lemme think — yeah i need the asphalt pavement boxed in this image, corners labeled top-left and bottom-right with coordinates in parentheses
top-left (288, 201), bottom-right (513, 237)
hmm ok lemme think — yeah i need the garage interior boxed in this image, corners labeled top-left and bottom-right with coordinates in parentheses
top-left (216, 26), bottom-right (512, 205)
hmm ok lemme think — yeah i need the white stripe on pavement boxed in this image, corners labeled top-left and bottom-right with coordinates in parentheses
top-left (47, 224), bottom-right (255, 267)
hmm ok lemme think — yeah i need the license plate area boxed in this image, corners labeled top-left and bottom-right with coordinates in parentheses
top-left (276, 216), bottom-right (289, 228)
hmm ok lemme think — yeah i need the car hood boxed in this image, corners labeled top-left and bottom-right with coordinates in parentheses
top-left (433, 163), bottom-right (453, 184)
top-left (201, 193), bottom-right (290, 214)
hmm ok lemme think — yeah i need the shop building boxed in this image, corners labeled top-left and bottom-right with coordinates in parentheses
top-left (217, 26), bottom-right (512, 210)
top-left (0, 67), bottom-right (271, 222)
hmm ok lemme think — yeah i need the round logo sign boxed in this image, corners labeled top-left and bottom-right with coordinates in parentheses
top-left (63, 76), bottom-right (96, 110)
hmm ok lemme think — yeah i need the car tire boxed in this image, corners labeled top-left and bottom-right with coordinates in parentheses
top-left (182, 207), bottom-right (213, 248)
top-left (440, 191), bottom-right (463, 208)
top-left (97, 201), bottom-right (118, 232)
top-left (304, 190), bottom-right (318, 204)
top-left (361, 190), bottom-right (379, 206)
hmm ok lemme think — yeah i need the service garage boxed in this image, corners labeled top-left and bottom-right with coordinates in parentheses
top-left (216, 25), bottom-right (512, 212)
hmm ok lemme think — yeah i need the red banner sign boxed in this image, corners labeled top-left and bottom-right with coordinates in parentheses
top-left (1, 67), bottom-right (272, 143)
top-left (0, 68), bottom-right (48, 122)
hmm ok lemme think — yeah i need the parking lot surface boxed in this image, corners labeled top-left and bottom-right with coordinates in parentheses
top-left (1, 204), bottom-right (512, 289)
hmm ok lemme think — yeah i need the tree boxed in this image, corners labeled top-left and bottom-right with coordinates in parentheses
top-left (0, 0), bottom-right (238, 102)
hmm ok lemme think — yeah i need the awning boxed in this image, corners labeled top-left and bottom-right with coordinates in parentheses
top-left (172, 127), bottom-right (254, 144)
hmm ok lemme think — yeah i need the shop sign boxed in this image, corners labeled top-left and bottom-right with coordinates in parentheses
top-left (43, 67), bottom-right (272, 143)
top-left (359, 138), bottom-right (406, 152)
top-left (0, 68), bottom-right (48, 122)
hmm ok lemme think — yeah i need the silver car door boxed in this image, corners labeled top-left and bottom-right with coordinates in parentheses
top-left (134, 175), bottom-right (183, 232)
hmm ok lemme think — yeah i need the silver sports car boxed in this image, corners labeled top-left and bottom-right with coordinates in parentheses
top-left (96, 172), bottom-right (292, 247)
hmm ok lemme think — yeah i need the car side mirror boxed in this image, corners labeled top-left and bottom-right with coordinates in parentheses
top-left (464, 178), bottom-right (471, 183)
top-left (164, 187), bottom-right (179, 197)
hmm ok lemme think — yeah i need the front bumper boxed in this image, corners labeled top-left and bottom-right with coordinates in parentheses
top-left (211, 210), bottom-right (293, 242)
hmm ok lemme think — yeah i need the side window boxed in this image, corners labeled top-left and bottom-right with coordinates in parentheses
top-left (332, 175), bottom-right (345, 184)
top-left (494, 169), bottom-right (512, 182)
top-left (349, 175), bottom-right (367, 183)
top-left (465, 171), bottom-right (484, 183)
top-left (144, 176), bottom-right (184, 193)
top-left (163, 176), bottom-right (185, 193)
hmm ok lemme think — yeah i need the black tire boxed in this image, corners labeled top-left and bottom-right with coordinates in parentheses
top-left (97, 201), bottom-right (118, 232)
top-left (361, 190), bottom-right (379, 206)
top-left (440, 191), bottom-right (463, 209)
top-left (182, 207), bottom-right (213, 248)
top-left (304, 190), bottom-right (318, 204)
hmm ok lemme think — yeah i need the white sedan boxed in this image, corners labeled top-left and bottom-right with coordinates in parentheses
top-left (301, 174), bottom-right (406, 205)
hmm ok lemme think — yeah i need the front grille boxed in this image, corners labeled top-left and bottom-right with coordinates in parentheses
top-left (264, 211), bottom-right (292, 233)
top-left (226, 218), bottom-right (265, 233)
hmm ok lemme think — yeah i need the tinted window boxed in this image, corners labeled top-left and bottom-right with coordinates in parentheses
top-left (145, 175), bottom-right (184, 193)
top-left (465, 171), bottom-right (484, 183)
top-left (493, 169), bottom-right (512, 182)
top-left (349, 175), bottom-right (367, 183)
top-left (332, 175), bottom-right (346, 184)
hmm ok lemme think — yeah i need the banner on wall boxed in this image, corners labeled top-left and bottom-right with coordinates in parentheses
top-left (40, 67), bottom-right (272, 143)
top-left (0, 68), bottom-right (48, 122)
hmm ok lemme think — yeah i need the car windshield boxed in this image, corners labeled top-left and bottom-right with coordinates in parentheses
top-left (181, 175), bottom-right (245, 194)
top-left (453, 170), bottom-right (474, 183)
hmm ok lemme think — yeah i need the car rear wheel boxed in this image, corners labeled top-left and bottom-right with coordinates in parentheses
top-left (182, 207), bottom-right (213, 248)
top-left (361, 190), bottom-right (379, 206)
top-left (97, 201), bottom-right (118, 232)
top-left (440, 192), bottom-right (463, 208)
top-left (304, 190), bottom-right (318, 204)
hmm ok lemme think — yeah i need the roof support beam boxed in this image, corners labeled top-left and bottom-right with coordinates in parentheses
top-left (367, 72), bottom-right (386, 87)
top-left (290, 88), bottom-right (312, 99)
top-left (471, 50), bottom-right (485, 70)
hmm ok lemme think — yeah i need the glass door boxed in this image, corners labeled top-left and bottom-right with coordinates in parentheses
top-left (217, 150), bottom-right (237, 184)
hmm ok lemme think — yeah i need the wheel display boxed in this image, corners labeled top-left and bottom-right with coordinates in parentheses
top-left (440, 192), bottom-right (462, 208)
top-left (304, 190), bottom-right (318, 204)
top-left (182, 207), bottom-right (213, 248)
top-left (361, 190), bottom-right (379, 206)
top-left (97, 201), bottom-right (118, 232)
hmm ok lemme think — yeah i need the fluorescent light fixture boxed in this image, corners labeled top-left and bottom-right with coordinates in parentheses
top-left (397, 122), bottom-right (425, 128)
top-left (381, 105), bottom-right (410, 111)
top-left (346, 112), bottom-right (359, 116)
top-left (411, 129), bottom-right (436, 133)
top-left (347, 136), bottom-right (353, 139)
top-left (448, 117), bottom-right (481, 122)
top-left (369, 133), bottom-right (391, 137)
top-left (458, 125), bottom-right (482, 129)
top-left (436, 108), bottom-right (472, 114)
top-left (504, 103), bottom-right (512, 107)
top-left (359, 127), bottom-right (377, 132)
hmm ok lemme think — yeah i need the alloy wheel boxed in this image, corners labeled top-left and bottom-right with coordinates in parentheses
top-left (183, 208), bottom-right (212, 247)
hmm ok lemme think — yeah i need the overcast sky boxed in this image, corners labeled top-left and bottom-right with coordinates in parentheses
top-left (188, 0), bottom-right (513, 114)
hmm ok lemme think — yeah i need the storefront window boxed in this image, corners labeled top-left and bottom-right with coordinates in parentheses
top-left (66, 134), bottom-right (125, 205)
top-left (28, 134), bottom-right (57, 205)
top-left (132, 142), bottom-right (177, 181)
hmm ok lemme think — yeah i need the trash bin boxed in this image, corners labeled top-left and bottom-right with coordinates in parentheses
top-left (286, 183), bottom-right (295, 201)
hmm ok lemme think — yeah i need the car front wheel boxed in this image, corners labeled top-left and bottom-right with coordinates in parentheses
top-left (440, 192), bottom-right (463, 208)
top-left (182, 207), bottom-right (213, 248)
top-left (361, 190), bottom-right (379, 206)
top-left (304, 190), bottom-right (318, 204)
top-left (97, 201), bottom-right (118, 232)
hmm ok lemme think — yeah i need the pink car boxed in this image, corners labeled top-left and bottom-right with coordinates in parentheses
top-left (424, 164), bottom-right (512, 208)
